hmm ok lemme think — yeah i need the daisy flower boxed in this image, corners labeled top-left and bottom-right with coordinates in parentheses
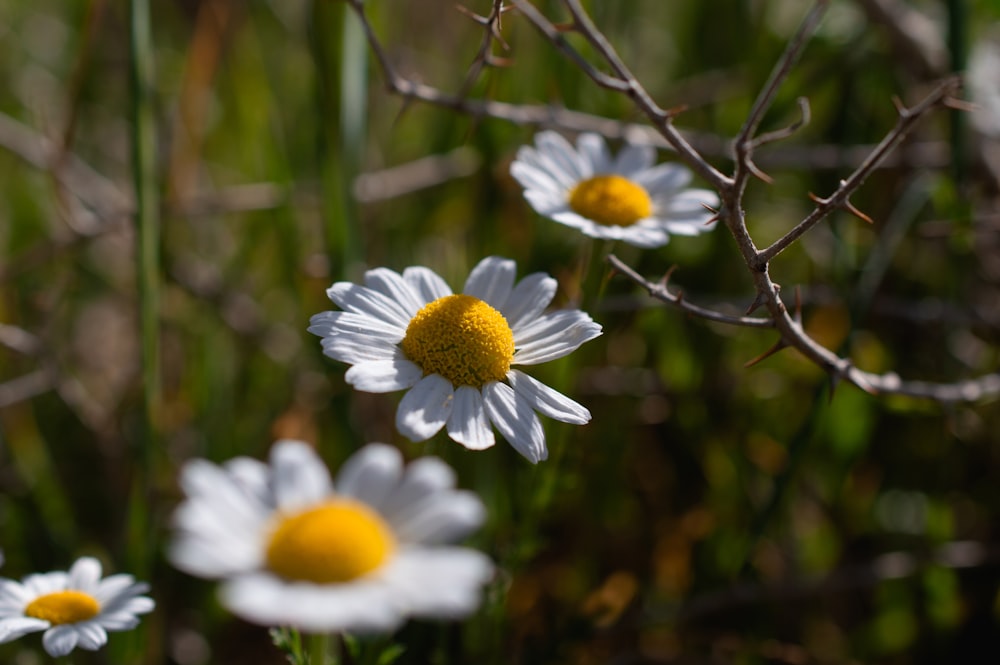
top-left (168, 440), bottom-right (493, 633)
top-left (0, 557), bottom-right (154, 657)
top-left (510, 130), bottom-right (720, 248)
top-left (308, 256), bottom-right (602, 463)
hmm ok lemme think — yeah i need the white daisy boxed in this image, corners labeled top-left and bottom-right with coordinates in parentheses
top-left (308, 256), bottom-right (602, 463)
top-left (0, 557), bottom-right (154, 657)
top-left (510, 130), bottom-right (721, 248)
top-left (169, 440), bottom-right (493, 633)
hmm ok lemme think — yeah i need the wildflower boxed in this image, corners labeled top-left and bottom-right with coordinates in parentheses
top-left (0, 557), bottom-right (154, 657)
top-left (510, 130), bottom-right (720, 248)
top-left (309, 256), bottom-right (601, 463)
top-left (169, 440), bottom-right (493, 633)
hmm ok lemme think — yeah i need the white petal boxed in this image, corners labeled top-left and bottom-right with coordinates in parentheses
top-left (524, 189), bottom-right (570, 216)
top-left (402, 266), bottom-right (452, 304)
top-left (575, 132), bottom-right (610, 176)
top-left (0, 617), bottom-right (49, 643)
top-left (43, 625), bottom-right (79, 657)
top-left (507, 369), bottom-right (591, 424)
top-left (535, 131), bottom-right (587, 182)
top-left (319, 334), bottom-right (397, 365)
top-left (74, 622), bottom-right (108, 650)
top-left (501, 272), bottom-right (557, 330)
top-left (363, 267), bottom-right (424, 317)
top-left (613, 142), bottom-right (655, 175)
top-left (308, 311), bottom-right (406, 343)
top-left (614, 223), bottom-right (672, 248)
top-left (516, 141), bottom-right (577, 189)
top-left (345, 358), bottom-right (424, 393)
top-left (633, 162), bottom-right (692, 193)
top-left (482, 382), bottom-right (547, 463)
top-left (326, 282), bottom-right (414, 329)
top-left (510, 160), bottom-right (565, 195)
top-left (383, 548), bottom-right (493, 618)
top-left (67, 557), bottom-right (102, 594)
top-left (380, 457), bottom-right (457, 521)
top-left (445, 386), bottom-right (495, 451)
top-left (270, 440), bottom-right (333, 510)
top-left (334, 443), bottom-right (403, 508)
top-left (391, 490), bottom-right (486, 544)
top-left (220, 573), bottom-right (403, 633)
top-left (462, 256), bottom-right (516, 308)
top-left (396, 375), bottom-right (454, 442)
top-left (513, 310), bottom-right (602, 365)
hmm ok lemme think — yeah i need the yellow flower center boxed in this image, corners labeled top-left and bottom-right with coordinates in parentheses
top-left (568, 174), bottom-right (652, 227)
top-left (24, 590), bottom-right (100, 625)
top-left (265, 500), bottom-right (395, 584)
top-left (400, 294), bottom-right (515, 388)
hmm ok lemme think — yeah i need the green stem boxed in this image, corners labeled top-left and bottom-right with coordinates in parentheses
top-left (310, 633), bottom-right (333, 665)
top-left (310, 0), bottom-right (368, 278)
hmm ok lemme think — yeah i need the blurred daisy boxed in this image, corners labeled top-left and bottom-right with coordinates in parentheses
top-left (169, 440), bottom-right (493, 633)
top-left (0, 557), bottom-right (154, 657)
top-left (308, 256), bottom-right (602, 463)
top-left (510, 130), bottom-right (720, 248)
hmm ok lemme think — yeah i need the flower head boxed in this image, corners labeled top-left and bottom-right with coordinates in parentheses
top-left (169, 440), bottom-right (493, 633)
top-left (511, 131), bottom-right (720, 248)
top-left (308, 256), bottom-right (602, 463)
top-left (0, 557), bottom-right (154, 657)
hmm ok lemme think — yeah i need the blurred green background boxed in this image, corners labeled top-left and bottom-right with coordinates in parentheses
top-left (1, 0), bottom-right (999, 663)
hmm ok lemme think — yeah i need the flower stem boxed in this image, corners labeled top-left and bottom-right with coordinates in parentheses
top-left (310, 633), bottom-right (334, 665)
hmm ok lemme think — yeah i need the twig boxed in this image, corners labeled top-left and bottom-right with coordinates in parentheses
top-left (606, 255), bottom-right (774, 330)
top-left (757, 76), bottom-right (963, 266)
top-left (456, 0), bottom-right (512, 97)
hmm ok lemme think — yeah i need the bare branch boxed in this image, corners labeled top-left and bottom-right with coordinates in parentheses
top-left (519, 0), bottom-right (732, 191)
top-left (606, 254), bottom-right (775, 330)
top-left (456, 0), bottom-right (512, 97)
top-left (757, 76), bottom-right (962, 266)
top-left (733, 1), bottom-right (829, 192)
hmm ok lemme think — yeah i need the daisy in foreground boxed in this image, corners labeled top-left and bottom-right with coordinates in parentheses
top-left (169, 440), bottom-right (493, 632)
top-left (308, 256), bottom-right (602, 463)
top-left (0, 557), bottom-right (154, 657)
top-left (510, 130), bottom-right (720, 248)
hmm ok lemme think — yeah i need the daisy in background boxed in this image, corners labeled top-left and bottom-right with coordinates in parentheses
top-left (510, 130), bottom-right (720, 248)
top-left (0, 557), bottom-right (154, 657)
top-left (169, 440), bottom-right (493, 633)
top-left (309, 256), bottom-right (602, 463)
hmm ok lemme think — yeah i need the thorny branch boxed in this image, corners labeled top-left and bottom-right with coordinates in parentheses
top-left (346, 0), bottom-right (998, 403)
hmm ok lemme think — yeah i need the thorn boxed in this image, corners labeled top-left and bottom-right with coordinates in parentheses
top-left (486, 54), bottom-right (514, 67)
top-left (746, 159), bottom-right (774, 184)
top-left (700, 203), bottom-right (721, 226)
top-left (455, 4), bottom-right (489, 24)
top-left (745, 338), bottom-right (788, 368)
top-left (844, 199), bottom-right (874, 224)
top-left (807, 191), bottom-right (827, 205)
top-left (891, 95), bottom-right (906, 114)
top-left (554, 21), bottom-right (575, 32)
top-left (664, 103), bottom-right (689, 119)
top-left (942, 97), bottom-right (977, 113)
top-left (657, 264), bottom-right (678, 288)
top-left (827, 372), bottom-right (841, 401)
top-left (745, 290), bottom-right (768, 315)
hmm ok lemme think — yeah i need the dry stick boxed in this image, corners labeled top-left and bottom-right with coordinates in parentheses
top-left (513, 0), bottom-right (731, 191)
top-left (606, 255), bottom-right (774, 330)
top-left (757, 76), bottom-right (963, 266)
top-left (456, 0), bottom-right (511, 97)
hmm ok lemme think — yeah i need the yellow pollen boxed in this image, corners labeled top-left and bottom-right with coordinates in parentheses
top-left (401, 294), bottom-right (515, 388)
top-left (266, 500), bottom-right (395, 584)
top-left (568, 174), bottom-right (652, 227)
top-left (24, 590), bottom-right (100, 625)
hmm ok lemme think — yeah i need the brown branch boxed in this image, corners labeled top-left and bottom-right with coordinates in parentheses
top-left (607, 255), bottom-right (775, 330)
top-left (455, 0), bottom-right (511, 97)
top-left (757, 76), bottom-right (963, 266)
top-left (514, 0), bottom-right (731, 191)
